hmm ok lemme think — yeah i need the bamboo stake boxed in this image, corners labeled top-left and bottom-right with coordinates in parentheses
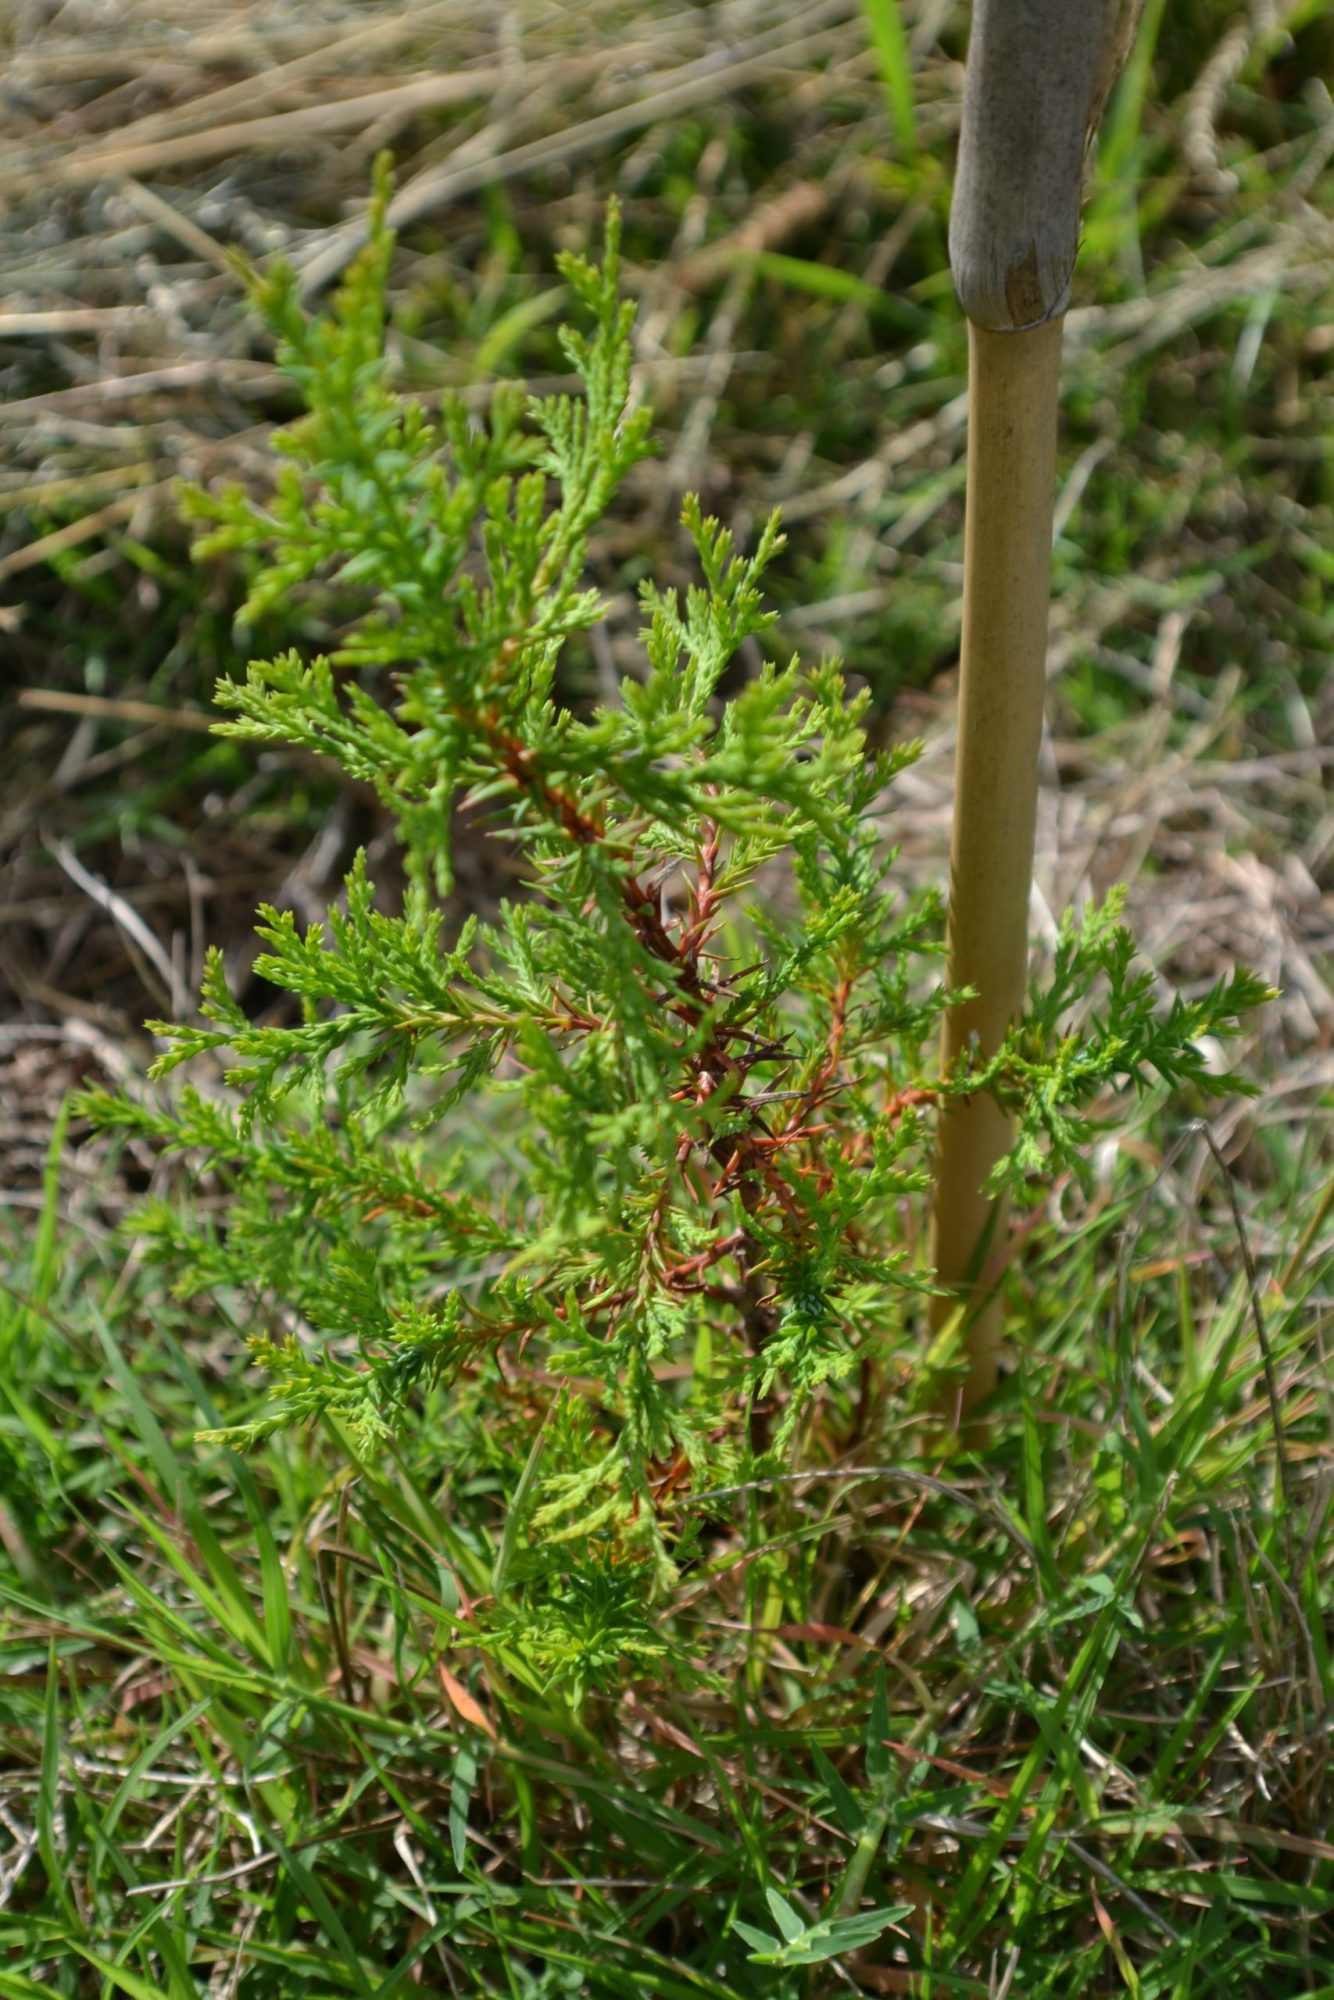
top-left (930, 0), bottom-right (1143, 1413)
top-left (931, 316), bottom-right (1062, 1404)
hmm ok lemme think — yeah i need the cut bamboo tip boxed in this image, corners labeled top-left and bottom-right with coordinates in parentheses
top-left (949, 0), bottom-right (1143, 331)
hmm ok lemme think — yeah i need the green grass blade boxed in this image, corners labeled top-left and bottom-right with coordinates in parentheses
top-left (861, 0), bottom-right (916, 158)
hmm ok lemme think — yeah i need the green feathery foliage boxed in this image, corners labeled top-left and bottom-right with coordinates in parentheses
top-left (81, 166), bottom-right (1270, 1702)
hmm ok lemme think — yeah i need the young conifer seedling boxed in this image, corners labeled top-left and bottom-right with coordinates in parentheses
top-left (82, 172), bottom-right (1268, 1700)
